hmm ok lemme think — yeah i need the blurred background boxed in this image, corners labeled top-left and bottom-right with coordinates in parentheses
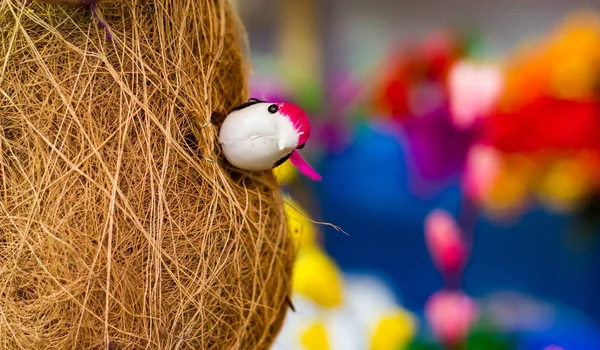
top-left (236, 1), bottom-right (600, 349)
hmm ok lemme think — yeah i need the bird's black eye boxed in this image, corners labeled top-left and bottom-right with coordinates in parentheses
top-left (268, 104), bottom-right (279, 114)
top-left (297, 143), bottom-right (305, 149)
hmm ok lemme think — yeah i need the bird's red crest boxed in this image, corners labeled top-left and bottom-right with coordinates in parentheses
top-left (277, 103), bottom-right (311, 146)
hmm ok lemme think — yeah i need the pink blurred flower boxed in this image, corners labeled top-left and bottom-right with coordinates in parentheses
top-left (425, 290), bottom-right (479, 345)
top-left (424, 209), bottom-right (467, 276)
top-left (463, 145), bottom-right (501, 202)
top-left (448, 61), bottom-right (503, 130)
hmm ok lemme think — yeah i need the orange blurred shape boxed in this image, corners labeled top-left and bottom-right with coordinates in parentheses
top-left (499, 49), bottom-right (551, 112)
top-left (547, 11), bottom-right (600, 99)
top-left (499, 10), bottom-right (600, 109)
top-left (482, 154), bottom-right (536, 217)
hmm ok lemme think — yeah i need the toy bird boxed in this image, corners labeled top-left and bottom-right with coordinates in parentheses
top-left (219, 98), bottom-right (322, 181)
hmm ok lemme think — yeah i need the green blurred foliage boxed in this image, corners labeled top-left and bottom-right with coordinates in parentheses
top-left (404, 324), bottom-right (519, 350)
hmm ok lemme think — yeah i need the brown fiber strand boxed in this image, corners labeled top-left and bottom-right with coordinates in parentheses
top-left (0, 0), bottom-right (294, 348)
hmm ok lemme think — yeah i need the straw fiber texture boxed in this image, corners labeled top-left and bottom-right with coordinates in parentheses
top-left (0, 0), bottom-right (294, 348)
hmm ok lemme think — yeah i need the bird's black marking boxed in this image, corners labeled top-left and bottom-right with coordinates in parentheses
top-left (286, 297), bottom-right (296, 312)
top-left (230, 98), bottom-right (265, 112)
top-left (297, 143), bottom-right (305, 149)
top-left (268, 104), bottom-right (279, 114)
top-left (273, 152), bottom-right (293, 168)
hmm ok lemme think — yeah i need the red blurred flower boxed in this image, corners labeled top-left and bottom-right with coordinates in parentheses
top-left (483, 97), bottom-right (600, 154)
top-left (372, 30), bottom-right (466, 121)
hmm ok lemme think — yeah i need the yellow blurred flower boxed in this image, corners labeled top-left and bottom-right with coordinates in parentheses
top-left (369, 309), bottom-right (417, 350)
top-left (275, 161), bottom-right (298, 185)
top-left (300, 321), bottom-right (330, 350)
top-left (534, 156), bottom-right (593, 213)
top-left (293, 246), bottom-right (344, 308)
top-left (285, 196), bottom-right (342, 308)
top-left (285, 197), bottom-right (317, 250)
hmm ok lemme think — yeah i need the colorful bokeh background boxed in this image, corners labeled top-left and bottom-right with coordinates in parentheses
top-left (237, 1), bottom-right (600, 349)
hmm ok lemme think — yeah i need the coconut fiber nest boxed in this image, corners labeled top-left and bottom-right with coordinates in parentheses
top-left (0, 0), bottom-right (294, 348)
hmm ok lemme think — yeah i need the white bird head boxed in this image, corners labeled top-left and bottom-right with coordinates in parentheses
top-left (219, 98), bottom-right (321, 180)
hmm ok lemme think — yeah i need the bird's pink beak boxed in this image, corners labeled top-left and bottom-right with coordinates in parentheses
top-left (289, 151), bottom-right (322, 181)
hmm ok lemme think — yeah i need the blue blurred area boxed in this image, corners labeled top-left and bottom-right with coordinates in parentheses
top-left (518, 311), bottom-right (600, 350)
top-left (315, 122), bottom-right (600, 328)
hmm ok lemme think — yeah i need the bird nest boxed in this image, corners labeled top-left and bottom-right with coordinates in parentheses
top-left (0, 0), bottom-right (294, 348)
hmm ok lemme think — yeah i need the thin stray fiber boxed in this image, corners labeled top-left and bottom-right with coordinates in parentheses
top-left (0, 0), bottom-right (294, 348)
top-left (89, 2), bottom-right (112, 40)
